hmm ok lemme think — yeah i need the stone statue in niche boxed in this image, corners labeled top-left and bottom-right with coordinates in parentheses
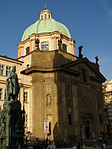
top-left (35, 38), bottom-right (40, 50)
top-left (58, 38), bottom-right (62, 49)
top-left (46, 94), bottom-right (52, 106)
top-left (0, 65), bottom-right (24, 148)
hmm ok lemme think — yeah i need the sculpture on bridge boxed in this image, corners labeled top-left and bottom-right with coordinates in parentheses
top-left (0, 65), bottom-right (24, 149)
top-left (5, 65), bottom-right (20, 101)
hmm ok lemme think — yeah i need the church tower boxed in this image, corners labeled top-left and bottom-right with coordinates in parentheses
top-left (17, 7), bottom-right (106, 142)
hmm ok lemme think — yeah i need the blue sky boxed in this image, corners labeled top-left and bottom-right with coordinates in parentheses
top-left (0, 0), bottom-right (112, 80)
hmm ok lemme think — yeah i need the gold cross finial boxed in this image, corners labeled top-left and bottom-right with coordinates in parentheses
top-left (44, 3), bottom-right (47, 10)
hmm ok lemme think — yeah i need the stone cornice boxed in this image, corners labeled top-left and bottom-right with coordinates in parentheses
top-left (20, 65), bottom-right (80, 76)
top-left (0, 55), bottom-right (23, 64)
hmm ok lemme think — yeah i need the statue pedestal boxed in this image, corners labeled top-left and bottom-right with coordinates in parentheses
top-left (0, 100), bottom-right (24, 149)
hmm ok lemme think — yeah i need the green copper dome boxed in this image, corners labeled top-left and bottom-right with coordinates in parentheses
top-left (21, 10), bottom-right (71, 41)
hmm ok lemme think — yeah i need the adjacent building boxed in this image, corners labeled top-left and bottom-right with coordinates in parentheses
top-left (0, 7), bottom-right (106, 142)
top-left (103, 79), bottom-right (112, 136)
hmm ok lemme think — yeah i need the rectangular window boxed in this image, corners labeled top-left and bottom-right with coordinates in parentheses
top-left (48, 121), bottom-right (51, 135)
top-left (41, 41), bottom-right (49, 51)
top-left (23, 91), bottom-right (28, 102)
top-left (23, 114), bottom-right (28, 127)
top-left (100, 114), bottom-right (103, 124)
top-left (24, 114), bottom-right (28, 127)
top-left (0, 64), bottom-right (4, 76)
top-left (68, 114), bottom-right (72, 125)
top-left (65, 83), bottom-right (72, 97)
top-left (62, 44), bottom-right (67, 51)
top-left (67, 84), bottom-right (70, 97)
top-left (0, 88), bottom-right (2, 100)
top-left (6, 66), bottom-right (11, 76)
top-left (81, 69), bottom-right (87, 83)
top-left (26, 47), bottom-right (30, 55)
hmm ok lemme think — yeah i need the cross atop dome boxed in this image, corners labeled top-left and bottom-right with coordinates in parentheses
top-left (39, 6), bottom-right (52, 20)
top-left (44, 3), bottom-right (47, 10)
top-left (21, 6), bottom-right (72, 42)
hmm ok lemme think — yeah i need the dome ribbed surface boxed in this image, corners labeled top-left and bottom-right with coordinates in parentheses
top-left (21, 18), bottom-right (71, 41)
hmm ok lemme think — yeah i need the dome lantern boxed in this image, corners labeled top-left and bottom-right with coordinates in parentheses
top-left (39, 5), bottom-right (52, 20)
top-left (21, 7), bottom-right (72, 41)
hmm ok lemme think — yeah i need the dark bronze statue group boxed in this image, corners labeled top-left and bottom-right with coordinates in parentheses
top-left (0, 65), bottom-right (24, 149)
top-left (5, 65), bottom-right (20, 101)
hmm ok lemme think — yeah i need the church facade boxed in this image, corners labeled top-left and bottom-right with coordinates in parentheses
top-left (0, 7), bottom-right (106, 141)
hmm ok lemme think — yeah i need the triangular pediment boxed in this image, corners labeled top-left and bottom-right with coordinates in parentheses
top-left (105, 79), bottom-right (112, 84)
top-left (62, 57), bottom-right (106, 82)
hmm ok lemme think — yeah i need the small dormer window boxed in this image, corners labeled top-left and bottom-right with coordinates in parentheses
top-left (41, 41), bottom-right (49, 51)
top-left (62, 44), bottom-right (67, 51)
top-left (26, 47), bottom-right (30, 55)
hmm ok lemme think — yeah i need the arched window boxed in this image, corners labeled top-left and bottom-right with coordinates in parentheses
top-left (45, 14), bottom-right (47, 19)
top-left (41, 41), bottom-right (49, 51)
top-left (62, 44), bottom-right (67, 51)
top-left (41, 15), bottom-right (43, 20)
